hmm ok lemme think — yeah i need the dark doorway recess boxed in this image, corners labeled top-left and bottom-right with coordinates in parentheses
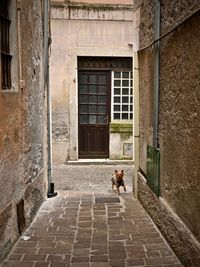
top-left (78, 71), bottom-right (111, 158)
top-left (17, 199), bottom-right (25, 234)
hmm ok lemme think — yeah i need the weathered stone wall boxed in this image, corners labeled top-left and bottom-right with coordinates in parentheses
top-left (0, 0), bottom-right (47, 261)
top-left (138, 174), bottom-right (200, 266)
top-left (138, 49), bottom-right (154, 173)
top-left (137, 0), bottom-right (200, 265)
top-left (159, 10), bottom-right (200, 241)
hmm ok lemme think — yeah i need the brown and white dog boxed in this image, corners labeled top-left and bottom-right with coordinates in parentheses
top-left (111, 170), bottom-right (126, 195)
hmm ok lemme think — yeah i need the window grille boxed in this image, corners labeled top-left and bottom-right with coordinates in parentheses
top-left (112, 71), bottom-right (133, 120)
top-left (0, 0), bottom-right (12, 89)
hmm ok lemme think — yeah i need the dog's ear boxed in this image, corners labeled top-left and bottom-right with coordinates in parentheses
top-left (121, 170), bottom-right (124, 174)
top-left (115, 170), bottom-right (118, 174)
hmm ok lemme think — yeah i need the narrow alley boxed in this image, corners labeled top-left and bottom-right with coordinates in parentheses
top-left (1, 0), bottom-right (200, 267)
top-left (1, 164), bottom-right (182, 267)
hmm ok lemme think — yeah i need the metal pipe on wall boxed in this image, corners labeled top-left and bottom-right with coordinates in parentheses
top-left (17, 0), bottom-right (22, 87)
top-left (153, 0), bottom-right (160, 149)
top-left (133, 52), bottom-right (140, 199)
top-left (44, 0), bottom-right (57, 198)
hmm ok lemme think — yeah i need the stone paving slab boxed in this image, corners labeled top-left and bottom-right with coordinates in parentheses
top-left (1, 191), bottom-right (182, 267)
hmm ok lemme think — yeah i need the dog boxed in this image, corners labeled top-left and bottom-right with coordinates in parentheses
top-left (111, 169), bottom-right (126, 195)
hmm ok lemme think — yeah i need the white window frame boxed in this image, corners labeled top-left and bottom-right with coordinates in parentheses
top-left (111, 70), bottom-right (133, 121)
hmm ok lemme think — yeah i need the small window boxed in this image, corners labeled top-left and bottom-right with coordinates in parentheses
top-left (112, 71), bottom-right (133, 120)
top-left (0, 0), bottom-right (12, 90)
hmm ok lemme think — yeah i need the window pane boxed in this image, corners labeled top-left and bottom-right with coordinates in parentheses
top-left (79, 75), bottom-right (88, 84)
top-left (98, 115), bottom-right (106, 124)
top-left (122, 72), bottom-right (129, 78)
top-left (122, 113), bottom-right (128, 119)
top-left (89, 105), bottom-right (97, 113)
top-left (89, 85), bottom-right (97, 94)
top-left (122, 96), bottom-right (128, 103)
top-left (114, 96), bottom-right (120, 103)
top-left (98, 105), bottom-right (106, 113)
top-left (114, 88), bottom-right (120, 95)
top-left (79, 95), bottom-right (87, 104)
top-left (122, 88), bottom-right (129, 95)
top-left (89, 75), bottom-right (97, 83)
top-left (130, 80), bottom-right (133, 87)
top-left (1, 5), bottom-right (12, 90)
top-left (122, 105), bottom-right (128, 111)
top-left (130, 72), bottom-right (133, 78)
top-left (98, 95), bottom-right (106, 104)
top-left (99, 85), bottom-right (106, 94)
top-left (89, 95), bottom-right (97, 103)
top-left (114, 80), bottom-right (121, 87)
top-left (130, 113), bottom-right (133, 120)
top-left (79, 84), bottom-right (87, 94)
top-left (80, 105), bottom-right (88, 113)
top-left (80, 115), bottom-right (88, 124)
top-left (99, 75), bottom-right (106, 84)
top-left (114, 72), bottom-right (121, 78)
top-left (89, 115), bottom-right (96, 124)
top-left (114, 113), bottom-right (120, 120)
top-left (114, 105), bottom-right (120, 111)
top-left (112, 70), bottom-right (133, 121)
top-left (122, 80), bottom-right (129, 87)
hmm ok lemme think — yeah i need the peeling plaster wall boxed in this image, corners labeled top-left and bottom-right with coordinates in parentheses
top-left (136, 0), bottom-right (200, 266)
top-left (50, 1), bottom-right (133, 162)
top-left (0, 0), bottom-right (46, 261)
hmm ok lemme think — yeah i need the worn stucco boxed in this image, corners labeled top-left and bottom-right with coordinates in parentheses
top-left (110, 122), bottom-right (133, 160)
top-left (136, 0), bottom-right (200, 266)
top-left (52, 0), bottom-right (133, 5)
top-left (0, 0), bottom-right (47, 261)
top-left (50, 1), bottom-right (134, 162)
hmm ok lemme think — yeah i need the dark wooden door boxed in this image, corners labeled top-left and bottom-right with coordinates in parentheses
top-left (78, 71), bottom-right (110, 158)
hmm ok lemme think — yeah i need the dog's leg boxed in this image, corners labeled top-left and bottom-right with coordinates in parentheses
top-left (112, 182), bottom-right (114, 191)
top-left (117, 186), bottom-right (120, 195)
top-left (111, 177), bottom-right (115, 191)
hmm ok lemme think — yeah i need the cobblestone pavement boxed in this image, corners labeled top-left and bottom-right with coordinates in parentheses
top-left (1, 164), bottom-right (182, 267)
top-left (52, 163), bottom-right (134, 193)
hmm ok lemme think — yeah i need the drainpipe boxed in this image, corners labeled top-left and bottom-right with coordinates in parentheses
top-left (153, 0), bottom-right (160, 149)
top-left (44, 0), bottom-right (57, 198)
top-left (133, 52), bottom-right (139, 199)
top-left (17, 0), bottom-right (23, 88)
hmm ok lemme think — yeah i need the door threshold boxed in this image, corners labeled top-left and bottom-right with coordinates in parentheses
top-left (66, 159), bottom-right (134, 165)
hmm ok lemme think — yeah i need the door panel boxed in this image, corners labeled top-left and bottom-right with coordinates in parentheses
top-left (78, 71), bottom-right (110, 158)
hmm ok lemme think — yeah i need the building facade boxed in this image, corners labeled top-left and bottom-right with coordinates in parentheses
top-left (134, 0), bottom-right (200, 266)
top-left (50, 0), bottom-right (134, 163)
top-left (0, 0), bottom-right (47, 260)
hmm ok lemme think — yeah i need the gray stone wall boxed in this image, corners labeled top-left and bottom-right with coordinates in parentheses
top-left (137, 0), bottom-right (200, 266)
top-left (159, 11), bottom-right (200, 241)
top-left (138, 174), bottom-right (200, 266)
top-left (0, 0), bottom-right (46, 261)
